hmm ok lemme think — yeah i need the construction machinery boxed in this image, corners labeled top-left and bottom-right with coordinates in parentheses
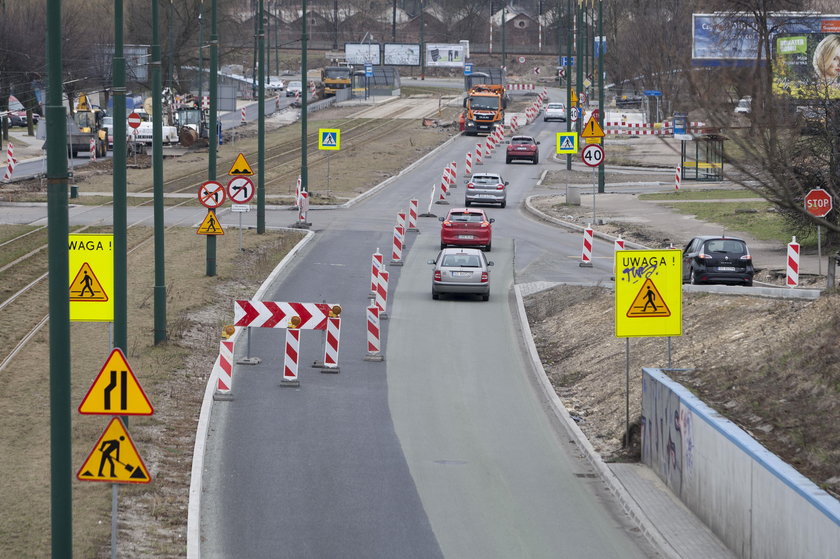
top-left (321, 66), bottom-right (352, 97)
top-left (68, 94), bottom-right (107, 158)
top-left (462, 84), bottom-right (508, 136)
top-left (174, 100), bottom-right (209, 148)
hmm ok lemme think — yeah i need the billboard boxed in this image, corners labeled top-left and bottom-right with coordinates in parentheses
top-left (425, 43), bottom-right (465, 68)
top-left (774, 32), bottom-right (840, 99)
top-left (345, 43), bottom-right (381, 65)
top-left (384, 43), bottom-right (421, 66)
top-left (691, 13), bottom-right (839, 66)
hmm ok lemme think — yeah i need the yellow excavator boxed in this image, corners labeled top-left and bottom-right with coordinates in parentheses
top-left (68, 94), bottom-right (107, 158)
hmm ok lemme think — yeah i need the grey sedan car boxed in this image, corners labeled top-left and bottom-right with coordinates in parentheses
top-left (465, 172), bottom-right (508, 208)
top-left (429, 248), bottom-right (494, 301)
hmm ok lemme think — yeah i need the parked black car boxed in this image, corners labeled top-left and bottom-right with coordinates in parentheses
top-left (682, 235), bottom-right (754, 286)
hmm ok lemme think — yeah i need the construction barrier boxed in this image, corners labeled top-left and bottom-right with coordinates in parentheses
top-left (213, 339), bottom-right (234, 397)
top-left (464, 151), bottom-right (472, 176)
top-left (294, 175), bottom-right (301, 208)
top-left (435, 173), bottom-right (449, 204)
top-left (282, 325), bottom-right (301, 386)
top-left (614, 236), bottom-right (625, 251)
top-left (787, 237), bottom-right (800, 287)
top-left (234, 300), bottom-right (337, 330)
top-left (89, 138), bottom-right (96, 162)
top-left (364, 305), bottom-right (383, 361)
top-left (396, 210), bottom-right (406, 230)
top-left (449, 161), bottom-right (457, 188)
top-left (485, 138), bottom-right (493, 158)
top-left (675, 166), bottom-right (681, 191)
top-left (370, 249), bottom-right (383, 295)
top-left (376, 269), bottom-right (389, 319)
top-left (407, 199), bottom-right (419, 231)
top-left (241, 107), bottom-right (247, 123)
top-left (507, 83), bottom-right (536, 90)
top-left (390, 225), bottom-right (404, 266)
top-left (475, 143), bottom-right (483, 165)
top-left (321, 316), bottom-right (340, 373)
top-left (580, 226), bottom-right (594, 267)
top-left (3, 142), bottom-right (16, 182)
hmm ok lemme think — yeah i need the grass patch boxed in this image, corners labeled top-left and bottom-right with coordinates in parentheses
top-left (662, 200), bottom-right (804, 244)
top-left (641, 189), bottom-right (761, 201)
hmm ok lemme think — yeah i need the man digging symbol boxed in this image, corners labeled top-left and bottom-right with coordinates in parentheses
top-left (98, 435), bottom-right (126, 478)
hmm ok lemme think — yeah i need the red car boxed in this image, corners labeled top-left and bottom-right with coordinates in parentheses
top-left (439, 208), bottom-right (495, 251)
top-left (506, 135), bottom-right (540, 164)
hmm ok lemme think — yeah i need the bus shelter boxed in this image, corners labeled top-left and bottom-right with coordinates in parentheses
top-left (679, 133), bottom-right (725, 182)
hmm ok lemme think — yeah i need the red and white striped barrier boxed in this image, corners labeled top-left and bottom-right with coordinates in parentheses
top-left (370, 249), bottom-right (383, 294)
top-left (485, 138), bottom-right (493, 158)
top-left (364, 305), bottom-right (383, 361)
top-left (89, 138), bottom-right (97, 162)
top-left (294, 175), bottom-right (301, 208)
top-left (3, 142), bottom-right (17, 182)
top-left (426, 182), bottom-right (437, 213)
top-left (449, 161), bottom-right (457, 187)
top-left (580, 226), bottom-right (594, 267)
top-left (464, 151), bottom-right (472, 176)
top-left (376, 269), bottom-right (389, 318)
top-left (786, 237), bottom-right (800, 287)
top-left (321, 316), bottom-right (341, 372)
top-left (507, 83), bottom-right (536, 90)
top-left (202, 96), bottom-right (210, 110)
top-left (283, 326), bottom-right (300, 384)
top-left (390, 225), bottom-right (404, 266)
top-left (396, 210), bottom-right (406, 230)
top-left (213, 339), bottom-right (234, 395)
top-left (407, 199), bottom-right (419, 231)
top-left (675, 166), bottom-right (681, 191)
top-left (234, 300), bottom-right (337, 330)
top-left (436, 172), bottom-right (449, 204)
top-left (475, 143), bottom-right (483, 165)
top-left (241, 107), bottom-right (247, 123)
top-left (298, 191), bottom-right (309, 223)
top-left (614, 236), bottom-right (625, 251)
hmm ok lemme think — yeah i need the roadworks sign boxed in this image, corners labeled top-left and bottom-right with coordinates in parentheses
top-left (77, 417), bottom-right (151, 484)
top-left (615, 249), bottom-right (682, 337)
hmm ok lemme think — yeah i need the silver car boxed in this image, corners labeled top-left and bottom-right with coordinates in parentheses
top-left (429, 248), bottom-right (494, 301)
top-left (543, 102), bottom-right (566, 122)
top-left (465, 172), bottom-right (508, 208)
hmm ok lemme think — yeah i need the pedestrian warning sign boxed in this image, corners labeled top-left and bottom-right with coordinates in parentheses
top-left (69, 262), bottom-right (108, 302)
top-left (556, 132), bottom-right (578, 154)
top-left (77, 417), bottom-right (151, 484)
top-left (69, 234), bottom-right (114, 322)
top-left (615, 249), bottom-right (682, 338)
top-left (318, 128), bottom-right (340, 150)
top-left (626, 278), bottom-right (670, 317)
top-left (228, 152), bottom-right (254, 176)
top-left (197, 210), bottom-right (224, 235)
top-left (79, 348), bottom-right (154, 415)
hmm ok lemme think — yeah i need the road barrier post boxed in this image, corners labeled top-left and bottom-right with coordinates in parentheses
top-left (281, 318), bottom-right (301, 387)
top-left (787, 237), bottom-right (800, 287)
top-left (364, 306), bottom-right (383, 361)
top-left (580, 225), bottom-right (594, 267)
top-left (320, 316), bottom-right (341, 373)
top-left (407, 199), bottom-right (419, 231)
top-left (212, 339), bottom-right (235, 400)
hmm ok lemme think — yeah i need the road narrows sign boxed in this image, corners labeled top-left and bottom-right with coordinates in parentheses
top-left (79, 348), bottom-right (154, 415)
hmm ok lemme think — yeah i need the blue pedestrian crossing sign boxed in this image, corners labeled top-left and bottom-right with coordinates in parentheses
top-left (556, 132), bottom-right (578, 154)
top-left (319, 128), bottom-right (340, 151)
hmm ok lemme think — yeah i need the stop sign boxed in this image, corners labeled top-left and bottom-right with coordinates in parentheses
top-left (127, 112), bottom-right (142, 129)
top-left (804, 188), bottom-right (833, 217)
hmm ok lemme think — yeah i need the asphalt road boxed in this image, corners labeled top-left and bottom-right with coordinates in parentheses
top-left (199, 119), bottom-right (657, 557)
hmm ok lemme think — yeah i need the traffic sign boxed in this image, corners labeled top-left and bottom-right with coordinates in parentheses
top-left (570, 107), bottom-right (579, 122)
top-left (127, 112), bottom-right (142, 129)
top-left (581, 143), bottom-right (604, 167)
top-left (805, 188), bottom-right (832, 217)
top-left (228, 152), bottom-right (254, 176)
top-left (69, 234), bottom-right (114, 322)
top-left (318, 128), bottom-right (340, 150)
top-left (464, 62), bottom-right (473, 76)
top-left (79, 348), bottom-right (154, 415)
top-left (556, 132), bottom-right (578, 154)
top-left (615, 249), bottom-right (682, 337)
top-left (570, 90), bottom-right (578, 105)
top-left (581, 115), bottom-right (605, 140)
top-left (198, 181), bottom-right (226, 208)
top-left (197, 210), bottom-right (224, 235)
top-left (231, 204), bottom-right (251, 212)
top-left (227, 176), bottom-right (255, 204)
top-left (77, 417), bottom-right (151, 484)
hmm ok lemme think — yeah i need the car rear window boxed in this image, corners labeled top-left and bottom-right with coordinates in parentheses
top-left (547, 104), bottom-right (563, 109)
top-left (472, 176), bottom-right (499, 185)
top-left (442, 254), bottom-right (481, 267)
top-left (449, 212), bottom-right (485, 222)
top-left (511, 137), bottom-right (534, 144)
top-left (705, 240), bottom-right (747, 255)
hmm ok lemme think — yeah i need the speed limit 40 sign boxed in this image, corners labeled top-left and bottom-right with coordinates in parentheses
top-left (581, 143), bottom-right (604, 167)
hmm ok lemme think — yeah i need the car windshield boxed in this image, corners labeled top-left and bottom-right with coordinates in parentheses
top-left (441, 254), bottom-right (481, 267)
top-left (468, 96), bottom-right (499, 110)
top-left (705, 240), bottom-right (746, 255)
top-left (547, 104), bottom-right (563, 109)
top-left (449, 212), bottom-right (485, 223)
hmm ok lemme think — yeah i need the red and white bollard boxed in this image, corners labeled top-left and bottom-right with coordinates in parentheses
top-left (298, 191), bottom-right (309, 224)
top-left (436, 172), bottom-right (449, 204)
top-left (370, 249), bottom-right (383, 296)
top-left (89, 138), bottom-right (96, 162)
top-left (475, 143), bottom-right (483, 165)
top-left (465, 151), bottom-right (473, 176)
top-left (3, 142), bottom-right (16, 182)
top-left (485, 138), bottom-right (493, 158)
top-left (449, 161), bottom-right (457, 188)
top-left (390, 225), bottom-right (404, 266)
top-left (407, 199), bottom-right (419, 231)
top-left (675, 166), bottom-right (681, 191)
top-left (213, 339), bottom-right (235, 398)
top-left (282, 322), bottom-right (301, 386)
top-left (786, 236), bottom-right (800, 288)
top-left (364, 305), bottom-right (383, 361)
top-left (241, 107), bottom-right (247, 123)
top-left (321, 316), bottom-right (341, 373)
top-left (376, 269), bottom-right (390, 319)
top-left (614, 235), bottom-right (625, 252)
top-left (396, 210), bottom-right (406, 230)
top-left (580, 225), bottom-right (594, 267)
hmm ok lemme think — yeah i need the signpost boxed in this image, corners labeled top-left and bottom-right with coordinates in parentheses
top-left (804, 188), bottom-right (833, 274)
top-left (581, 143), bottom-right (604, 224)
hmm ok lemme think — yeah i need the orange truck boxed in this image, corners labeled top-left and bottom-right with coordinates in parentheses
top-left (462, 84), bottom-right (508, 136)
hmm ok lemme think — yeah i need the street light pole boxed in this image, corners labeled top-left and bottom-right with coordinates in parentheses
top-left (257, 0), bottom-right (266, 233)
top-left (207, 0), bottom-right (219, 276)
top-left (152, 0), bottom-right (167, 343)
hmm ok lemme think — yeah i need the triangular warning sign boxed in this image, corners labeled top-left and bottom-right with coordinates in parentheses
top-left (626, 278), bottom-right (671, 318)
top-left (560, 136), bottom-right (575, 150)
top-left (77, 417), bottom-right (151, 484)
top-left (79, 348), bottom-right (154, 415)
top-left (581, 116), bottom-right (605, 139)
top-left (228, 152), bottom-right (254, 176)
top-left (570, 89), bottom-right (578, 104)
top-left (69, 262), bottom-right (109, 302)
top-left (197, 211), bottom-right (224, 235)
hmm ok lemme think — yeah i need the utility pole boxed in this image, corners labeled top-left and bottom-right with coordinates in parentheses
top-left (46, 0), bottom-right (72, 555)
top-left (167, 0), bottom-right (174, 88)
top-left (501, 4), bottom-right (507, 72)
top-left (152, 0), bottom-right (167, 343)
top-left (113, 0), bottom-right (128, 353)
top-left (207, 0), bottom-right (219, 276)
top-left (301, 0), bottom-right (309, 198)
top-left (566, 0), bottom-right (572, 170)
top-left (258, 0), bottom-right (266, 233)
top-left (420, 0), bottom-right (425, 80)
top-left (597, 0), bottom-right (605, 193)
top-left (198, 0), bottom-right (204, 105)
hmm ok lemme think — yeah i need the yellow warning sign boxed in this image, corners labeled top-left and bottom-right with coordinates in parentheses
top-left (69, 262), bottom-right (108, 302)
top-left (77, 417), bottom-right (151, 484)
top-left (197, 210), bottom-right (224, 235)
top-left (615, 249), bottom-right (682, 338)
top-left (228, 152), bottom-right (254, 176)
top-left (581, 116), bottom-right (605, 139)
top-left (626, 278), bottom-right (670, 317)
top-left (79, 348), bottom-right (154, 416)
top-left (570, 89), bottom-right (578, 105)
top-left (69, 234), bottom-right (114, 322)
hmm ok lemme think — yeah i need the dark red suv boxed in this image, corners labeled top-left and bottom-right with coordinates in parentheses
top-left (439, 208), bottom-right (495, 252)
top-left (506, 135), bottom-right (540, 164)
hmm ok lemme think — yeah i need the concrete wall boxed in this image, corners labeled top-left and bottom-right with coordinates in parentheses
top-left (641, 368), bottom-right (840, 559)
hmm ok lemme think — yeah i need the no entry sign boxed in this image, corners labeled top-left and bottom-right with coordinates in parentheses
top-left (804, 188), bottom-right (832, 218)
top-left (128, 112), bottom-right (142, 129)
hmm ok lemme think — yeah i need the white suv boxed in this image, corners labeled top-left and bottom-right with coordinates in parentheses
top-left (543, 102), bottom-right (566, 122)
